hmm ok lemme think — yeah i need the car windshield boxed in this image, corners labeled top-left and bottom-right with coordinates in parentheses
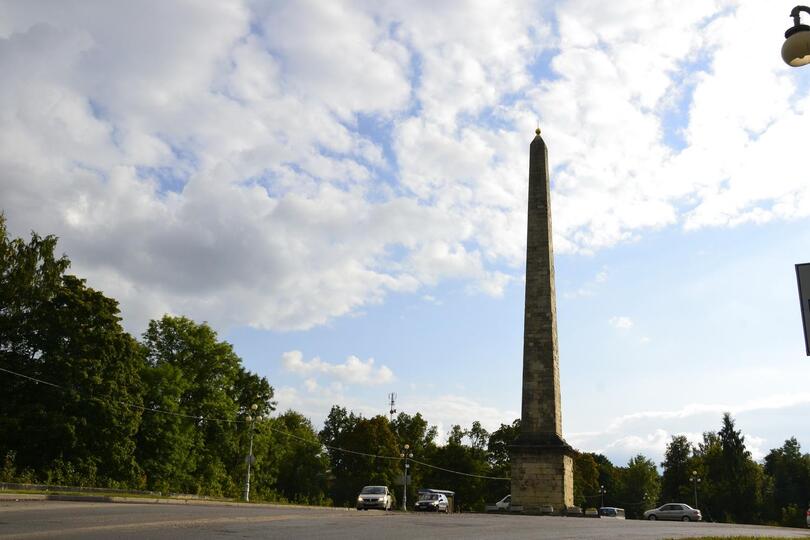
top-left (419, 494), bottom-right (438, 501)
top-left (361, 486), bottom-right (385, 494)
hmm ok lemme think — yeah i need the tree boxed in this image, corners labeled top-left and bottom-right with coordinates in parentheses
top-left (695, 414), bottom-right (763, 523)
top-left (717, 413), bottom-right (762, 523)
top-left (319, 408), bottom-right (399, 507)
top-left (487, 419), bottom-right (520, 501)
top-left (261, 410), bottom-right (329, 504)
top-left (763, 438), bottom-right (810, 526)
top-left (137, 315), bottom-right (274, 496)
top-left (390, 411), bottom-right (438, 505)
top-left (573, 452), bottom-right (600, 508)
top-left (618, 455), bottom-right (660, 519)
top-left (0, 218), bottom-right (144, 487)
top-left (422, 424), bottom-right (490, 512)
top-left (660, 435), bottom-right (694, 504)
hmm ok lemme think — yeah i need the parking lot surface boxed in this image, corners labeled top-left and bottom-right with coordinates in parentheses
top-left (1, 500), bottom-right (810, 539)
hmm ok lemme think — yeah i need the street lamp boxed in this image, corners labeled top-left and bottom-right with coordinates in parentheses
top-left (691, 470), bottom-right (701, 509)
top-left (599, 485), bottom-right (606, 508)
top-left (399, 443), bottom-right (413, 511)
top-left (243, 404), bottom-right (263, 502)
top-left (782, 6), bottom-right (810, 66)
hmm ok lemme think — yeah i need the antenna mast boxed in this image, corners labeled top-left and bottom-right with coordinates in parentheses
top-left (388, 392), bottom-right (397, 421)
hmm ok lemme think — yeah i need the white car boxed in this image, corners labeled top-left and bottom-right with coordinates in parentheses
top-left (495, 494), bottom-right (511, 511)
top-left (415, 492), bottom-right (449, 512)
top-left (356, 485), bottom-right (393, 511)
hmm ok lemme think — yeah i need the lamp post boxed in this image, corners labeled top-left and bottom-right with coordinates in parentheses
top-left (691, 470), bottom-right (701, 509)
top-left (399, 444), bottom-right (413, 511)
top-left (243, 404), bottom-right (262, 502)
top-left (599, 485), bottom-right (606, 508)
top-left (782, 6), bottom-right (810, 66)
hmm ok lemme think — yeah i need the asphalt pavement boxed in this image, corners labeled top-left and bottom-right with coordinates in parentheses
top-left (1, 499), bottom-right (810, 539)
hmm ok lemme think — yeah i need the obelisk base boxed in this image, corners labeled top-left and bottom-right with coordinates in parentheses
top-left (510, 444), bottom-right (574, 514)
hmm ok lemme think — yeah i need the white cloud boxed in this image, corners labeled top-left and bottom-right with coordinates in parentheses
top-left (281, 350), bottom-right (394, 386)
top-left (2, 1), bottom-right (809, 335)
top-left (609, 316), bottom-right (634, 329)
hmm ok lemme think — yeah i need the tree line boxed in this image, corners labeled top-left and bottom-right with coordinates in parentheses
top-left (1, 217), bottom-right (808, 526)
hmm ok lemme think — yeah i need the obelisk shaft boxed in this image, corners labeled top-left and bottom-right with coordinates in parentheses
top-left (510, 130), bottom-right (573, 514)
top-left (521, 132), bottom-right (562, 440)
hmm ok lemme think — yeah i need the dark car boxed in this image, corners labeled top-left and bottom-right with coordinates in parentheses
top-left (643, 503), bottom-right (701, 521)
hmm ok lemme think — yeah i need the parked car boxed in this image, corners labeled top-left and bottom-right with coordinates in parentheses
top-left (495, 494), bottom-right (511, 511)
top-left (356, 485), bottom-right (394, 511)
top-left (643, 503), bottom-right (701, 521)
top-left (598, 507), bottom-right (625, 519)
top-left (415, 492), bottom-right (449, 512)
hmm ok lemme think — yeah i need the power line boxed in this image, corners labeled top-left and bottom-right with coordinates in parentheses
top-left (408, 457), bottom-right (509, 480)
top-left (0, 365), bottom-right (508, 479)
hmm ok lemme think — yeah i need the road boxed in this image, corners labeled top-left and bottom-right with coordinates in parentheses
top-left (1, 500), bottom-right (810, 539)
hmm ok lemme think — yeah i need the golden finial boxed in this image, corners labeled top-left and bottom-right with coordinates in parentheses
top-left (535, 127), bottom-right (541, 135)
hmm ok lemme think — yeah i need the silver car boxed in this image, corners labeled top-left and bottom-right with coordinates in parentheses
top-left (356, 485), bottom-right (393, 511)
top-left (644, 503), bottom-right (701, 522)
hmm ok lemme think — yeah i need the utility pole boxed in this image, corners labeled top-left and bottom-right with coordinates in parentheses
top-left (400, 443), bottom-right (412, 511)
top-left (243, 403), bottom-right (262, 502)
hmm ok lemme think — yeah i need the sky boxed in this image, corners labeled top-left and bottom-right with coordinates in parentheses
top-left (2, 0), bottom-right (810, 468)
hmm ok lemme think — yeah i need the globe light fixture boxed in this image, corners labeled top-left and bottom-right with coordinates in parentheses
top-left (782, 6), bottom-right (810, 66)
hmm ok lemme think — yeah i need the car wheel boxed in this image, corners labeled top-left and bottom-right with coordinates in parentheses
top-left (682, 516), bottom-right (691, 522)
top-left (648, 515), bottom-right (657, 521)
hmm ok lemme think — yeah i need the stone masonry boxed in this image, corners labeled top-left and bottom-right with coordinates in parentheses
top-left (509, 129), bottom-right (575, 513)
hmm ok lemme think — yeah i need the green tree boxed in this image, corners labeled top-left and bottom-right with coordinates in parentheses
top-left (319, 408), bottom-right (399, 507)
top-left (660, 435), bottom-right (694, 504)
top-left (717, 413), bottom-right (762, 523)
top-left (422, 425), bottom-right (489, 512)
top-left (573, 452), bottom-right (600, 508)
top-left (391, 412), bottom-right (438, 505)
top-left (593, 453), bottom-right (619, 508)
top-left (763, 437), bottom-right (810, 526)
top-left (617, 454), bottom-right (660, 519)
top-left (260, 410), bottom-right (329, 504)
top-left (486, 419), bottom-right (520, 502)
top-left (0, 218), bottom-right (144, 487)
top-left (137, 315), bottom-right (274, 497)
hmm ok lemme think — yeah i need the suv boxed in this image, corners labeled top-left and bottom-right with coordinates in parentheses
top-left (643, 503), bottom-right (701, 521)
top-left (415, 492), bottom-right (449, 512)
top-left (356, 485), bottom-right (393, 511)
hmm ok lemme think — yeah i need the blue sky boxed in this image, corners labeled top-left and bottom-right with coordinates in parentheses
top-left (1, 0), bottom-right (810, 467)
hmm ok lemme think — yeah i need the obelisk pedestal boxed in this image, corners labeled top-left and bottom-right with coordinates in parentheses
top-left (510, 129), bottom-right (575, 514)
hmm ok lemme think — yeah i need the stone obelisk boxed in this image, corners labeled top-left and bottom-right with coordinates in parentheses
top-left (510, 128), bottom-right (574, 513)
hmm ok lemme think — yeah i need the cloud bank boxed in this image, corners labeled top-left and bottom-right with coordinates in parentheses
top-left (1, 1), bottom-right (808, 333)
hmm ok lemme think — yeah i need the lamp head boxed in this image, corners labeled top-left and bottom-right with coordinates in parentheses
top-left (783, 6), bottom-right (810, 66)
